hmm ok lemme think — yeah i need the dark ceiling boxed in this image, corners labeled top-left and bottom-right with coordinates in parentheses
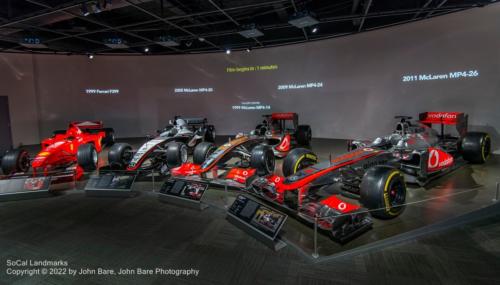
top-left (0, 0), bottom-right (496, 55)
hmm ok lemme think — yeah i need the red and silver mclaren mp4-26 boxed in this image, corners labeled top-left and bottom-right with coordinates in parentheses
top-left (168, 112), bottom-right (490, 242)
top-left (249, 112), bottom-right (490, 240)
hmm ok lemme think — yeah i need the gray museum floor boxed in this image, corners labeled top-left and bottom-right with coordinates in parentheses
top-left (0, 137), bottom-right (499, 285)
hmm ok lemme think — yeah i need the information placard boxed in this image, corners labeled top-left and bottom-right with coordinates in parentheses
top-left (159, 179), bottom-right (209, 202)
top-left (228, 195), bottom-right (287, 240)
top-left (85, 173), bottom-right (136, 190)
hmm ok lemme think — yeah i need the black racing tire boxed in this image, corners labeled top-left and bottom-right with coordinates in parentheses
top-left (1, 149), bottom-right (30, 174)
top-left (296, 125), bottom-right (312, 146)
top-left (250, 145), bottom-right (275, 176)
top-left (52, 130), bottom-right (66, 137)
top-left (193, 142), bottom-right (215, 165)
top-left (166, 142), bottom-right (188, 168)
top-left (108, 143), bottom-right (132, 169)
top-left (461, 132), bottom-right (491, 164)
top-left (359, 166), bottom-right (406, 219)
top-left (282, 148), bottom-right (318, 177)
top-left (204, 125), bottom-right (216, 143)
top-left (102, 128), bottom-right (115, 146)
top-left (77, 143), bottom-right (98, 171)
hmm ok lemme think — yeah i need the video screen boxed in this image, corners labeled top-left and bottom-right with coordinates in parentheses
top-left (3, 5), bottom-right (497, 144)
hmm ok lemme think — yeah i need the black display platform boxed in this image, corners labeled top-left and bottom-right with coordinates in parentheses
top-left (0, 176), bottom-right (52, 202)
top-left (158, 178), bottom-right (210, 210)
top-left (226, 195), bottom-right (287, 251)
top-left (84, 173), bottom-right (138, 197)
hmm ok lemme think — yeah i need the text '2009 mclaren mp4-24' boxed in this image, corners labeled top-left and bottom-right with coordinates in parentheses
top-left (0, 121), bottom-right (115, 181)
top-left (169, 112), bottom-right (491, 242)
top-left (107, 116), bottom-right (216, 174)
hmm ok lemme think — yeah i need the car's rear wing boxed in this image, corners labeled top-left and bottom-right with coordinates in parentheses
top-left (173, 116), bottom-right (208, 126)
top-left (263, 112), bottom-right (298, 121)
top-left (418, 112), bottom-right (468, 137)
top-left (70, 121), bottom-right (104, 130)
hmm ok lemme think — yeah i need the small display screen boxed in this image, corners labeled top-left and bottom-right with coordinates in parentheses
top-left (228, 195), bottom-right (287, 239)
top-left (85, 174), bottom-right (136, 190)
top-left (160, 179), bottom-right (209, 201)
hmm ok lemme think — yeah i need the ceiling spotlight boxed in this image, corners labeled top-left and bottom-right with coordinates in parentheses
top-left (289, 11), bottom-right (319, 28)
top-left (81, 3), bottom-right (90, 16)
top-left (198, 37), bottom-right (205, 42)
top-left (311, 27), bottom-right (318, 33)
top-left (88, 54), bottom-right (94, 59)
top-left (225, 49), bottom-right (231, 55)
top-left (144, 47), bottom-right (150, 53)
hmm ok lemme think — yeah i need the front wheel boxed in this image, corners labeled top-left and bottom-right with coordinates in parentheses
top-left (250, 145), bottom-right (275, 176)
top-left (166, 142), bottom-right (188, 168)
top-left (108, 143), bottom-right (132, 169)
top-left (282, 148), bottom-right (318, 177)
top-left (1, 149), bottom-right (30, 174)
top-left (193, 142), bottom-right (215, 165)
top-left (359, 166), bottom-right (406, 219)
top-left (77, 143), bottom-right (98, 171)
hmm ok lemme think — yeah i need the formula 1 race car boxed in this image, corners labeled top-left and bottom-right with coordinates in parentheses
top-left (251, 113), bottom-right (312, 157)
top-left (0, 121), bottom-right (115, 181)
top-left (168, 135), bottom-right (275, 187)
top-left (107, 116), bottom-right (215, 174)
top-left (248, 112), bottom-right (491, 241)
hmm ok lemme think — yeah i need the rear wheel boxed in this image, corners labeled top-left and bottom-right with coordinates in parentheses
top-left (108, 143), bottom-right (132, 169)
top-left (1, 149), bottom-right (30, 174)
top-left (166, 142), bottom-right (188, 168)
top-left (359, 166), bottom-right (406, 219)
top-left (296, 125), bottom-right (312, 146)
top-left (205, 125), bottom-right (216, 143)
top-left (250, 145), bottom-right (275, 176)
top-left (77, 143), bottom-right (98, 171)
top-left (461, 132), bottom-right (491, 164)
top-left (193, 142), bottom-right (215, 165)
top-left (282, 148), bottom-right (318, 177)
top-left (102, 128), bottom-right (115, 146)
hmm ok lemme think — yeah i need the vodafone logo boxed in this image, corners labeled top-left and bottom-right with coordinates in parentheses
top-left (428, 113), bottom-right (457, 119)
top-left (428, 149), bottom-right (440, 169)
top-left (277, 135), bottom-right (290, 151)
top-left (242, 170), bottom-right (248, 176)
top-left (428, 148), bottom-right (453, 170)
top-left (338, 202), bottom-right (346, 211)
top-left (274, 177), bottom-right (281, 183)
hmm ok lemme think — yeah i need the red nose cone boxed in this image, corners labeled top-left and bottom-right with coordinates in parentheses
top-left (31, 156), bottom-right (47, 168)
top-left (171, 163), bottom-right (203, 176)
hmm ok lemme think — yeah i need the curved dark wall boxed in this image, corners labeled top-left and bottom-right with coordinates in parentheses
top-left (1, 3), bottom-right (499, 147)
